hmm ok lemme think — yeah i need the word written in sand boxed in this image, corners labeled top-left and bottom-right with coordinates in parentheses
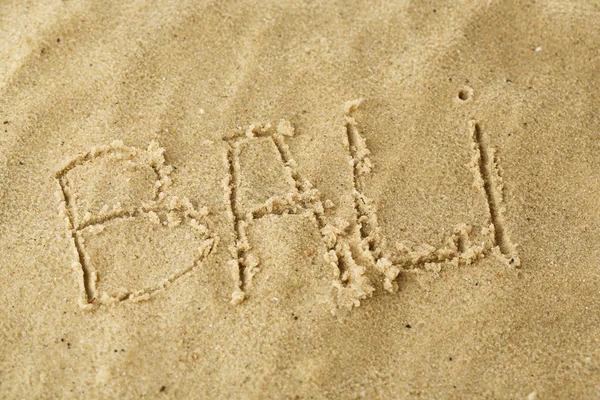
top-left (55, 101), bottom-right (519, 311)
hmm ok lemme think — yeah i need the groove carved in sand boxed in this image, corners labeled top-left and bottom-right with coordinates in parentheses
top-left (469, 120), bottom-right (520, 266)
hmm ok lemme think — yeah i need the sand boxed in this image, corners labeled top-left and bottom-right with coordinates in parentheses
top-left (1, 0), bottom-right (599, 398)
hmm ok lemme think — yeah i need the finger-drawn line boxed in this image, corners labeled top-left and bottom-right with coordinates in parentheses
top-left (344, 98), bottom-right (374, 239)
top-left (469, 121), bottom-right (520, 266)
top-left (344, 99), bottom-right (399, 292)
top-left (388, 224), bottom-right (486, 269)
top-left (220, 144), bottom-right (242, 304)
top-left (56, 141), bottom-right (215, 307)
top-left (76, 208), bottom-right (139, 231)
top-left (57, 176), bottom-right (96, 301)
top-left (224, 140), bottom-right (247, 304)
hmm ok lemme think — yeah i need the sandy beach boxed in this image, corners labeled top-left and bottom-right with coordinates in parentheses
top-left (1, 0), bottom-right (599, 398)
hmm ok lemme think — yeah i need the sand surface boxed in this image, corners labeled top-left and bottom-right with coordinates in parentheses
top-left (1, 0), bottom-right (599, 398)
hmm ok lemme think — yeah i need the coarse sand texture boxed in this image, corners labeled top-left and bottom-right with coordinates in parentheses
top-left (0, 1), bottom-right (599, 398)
